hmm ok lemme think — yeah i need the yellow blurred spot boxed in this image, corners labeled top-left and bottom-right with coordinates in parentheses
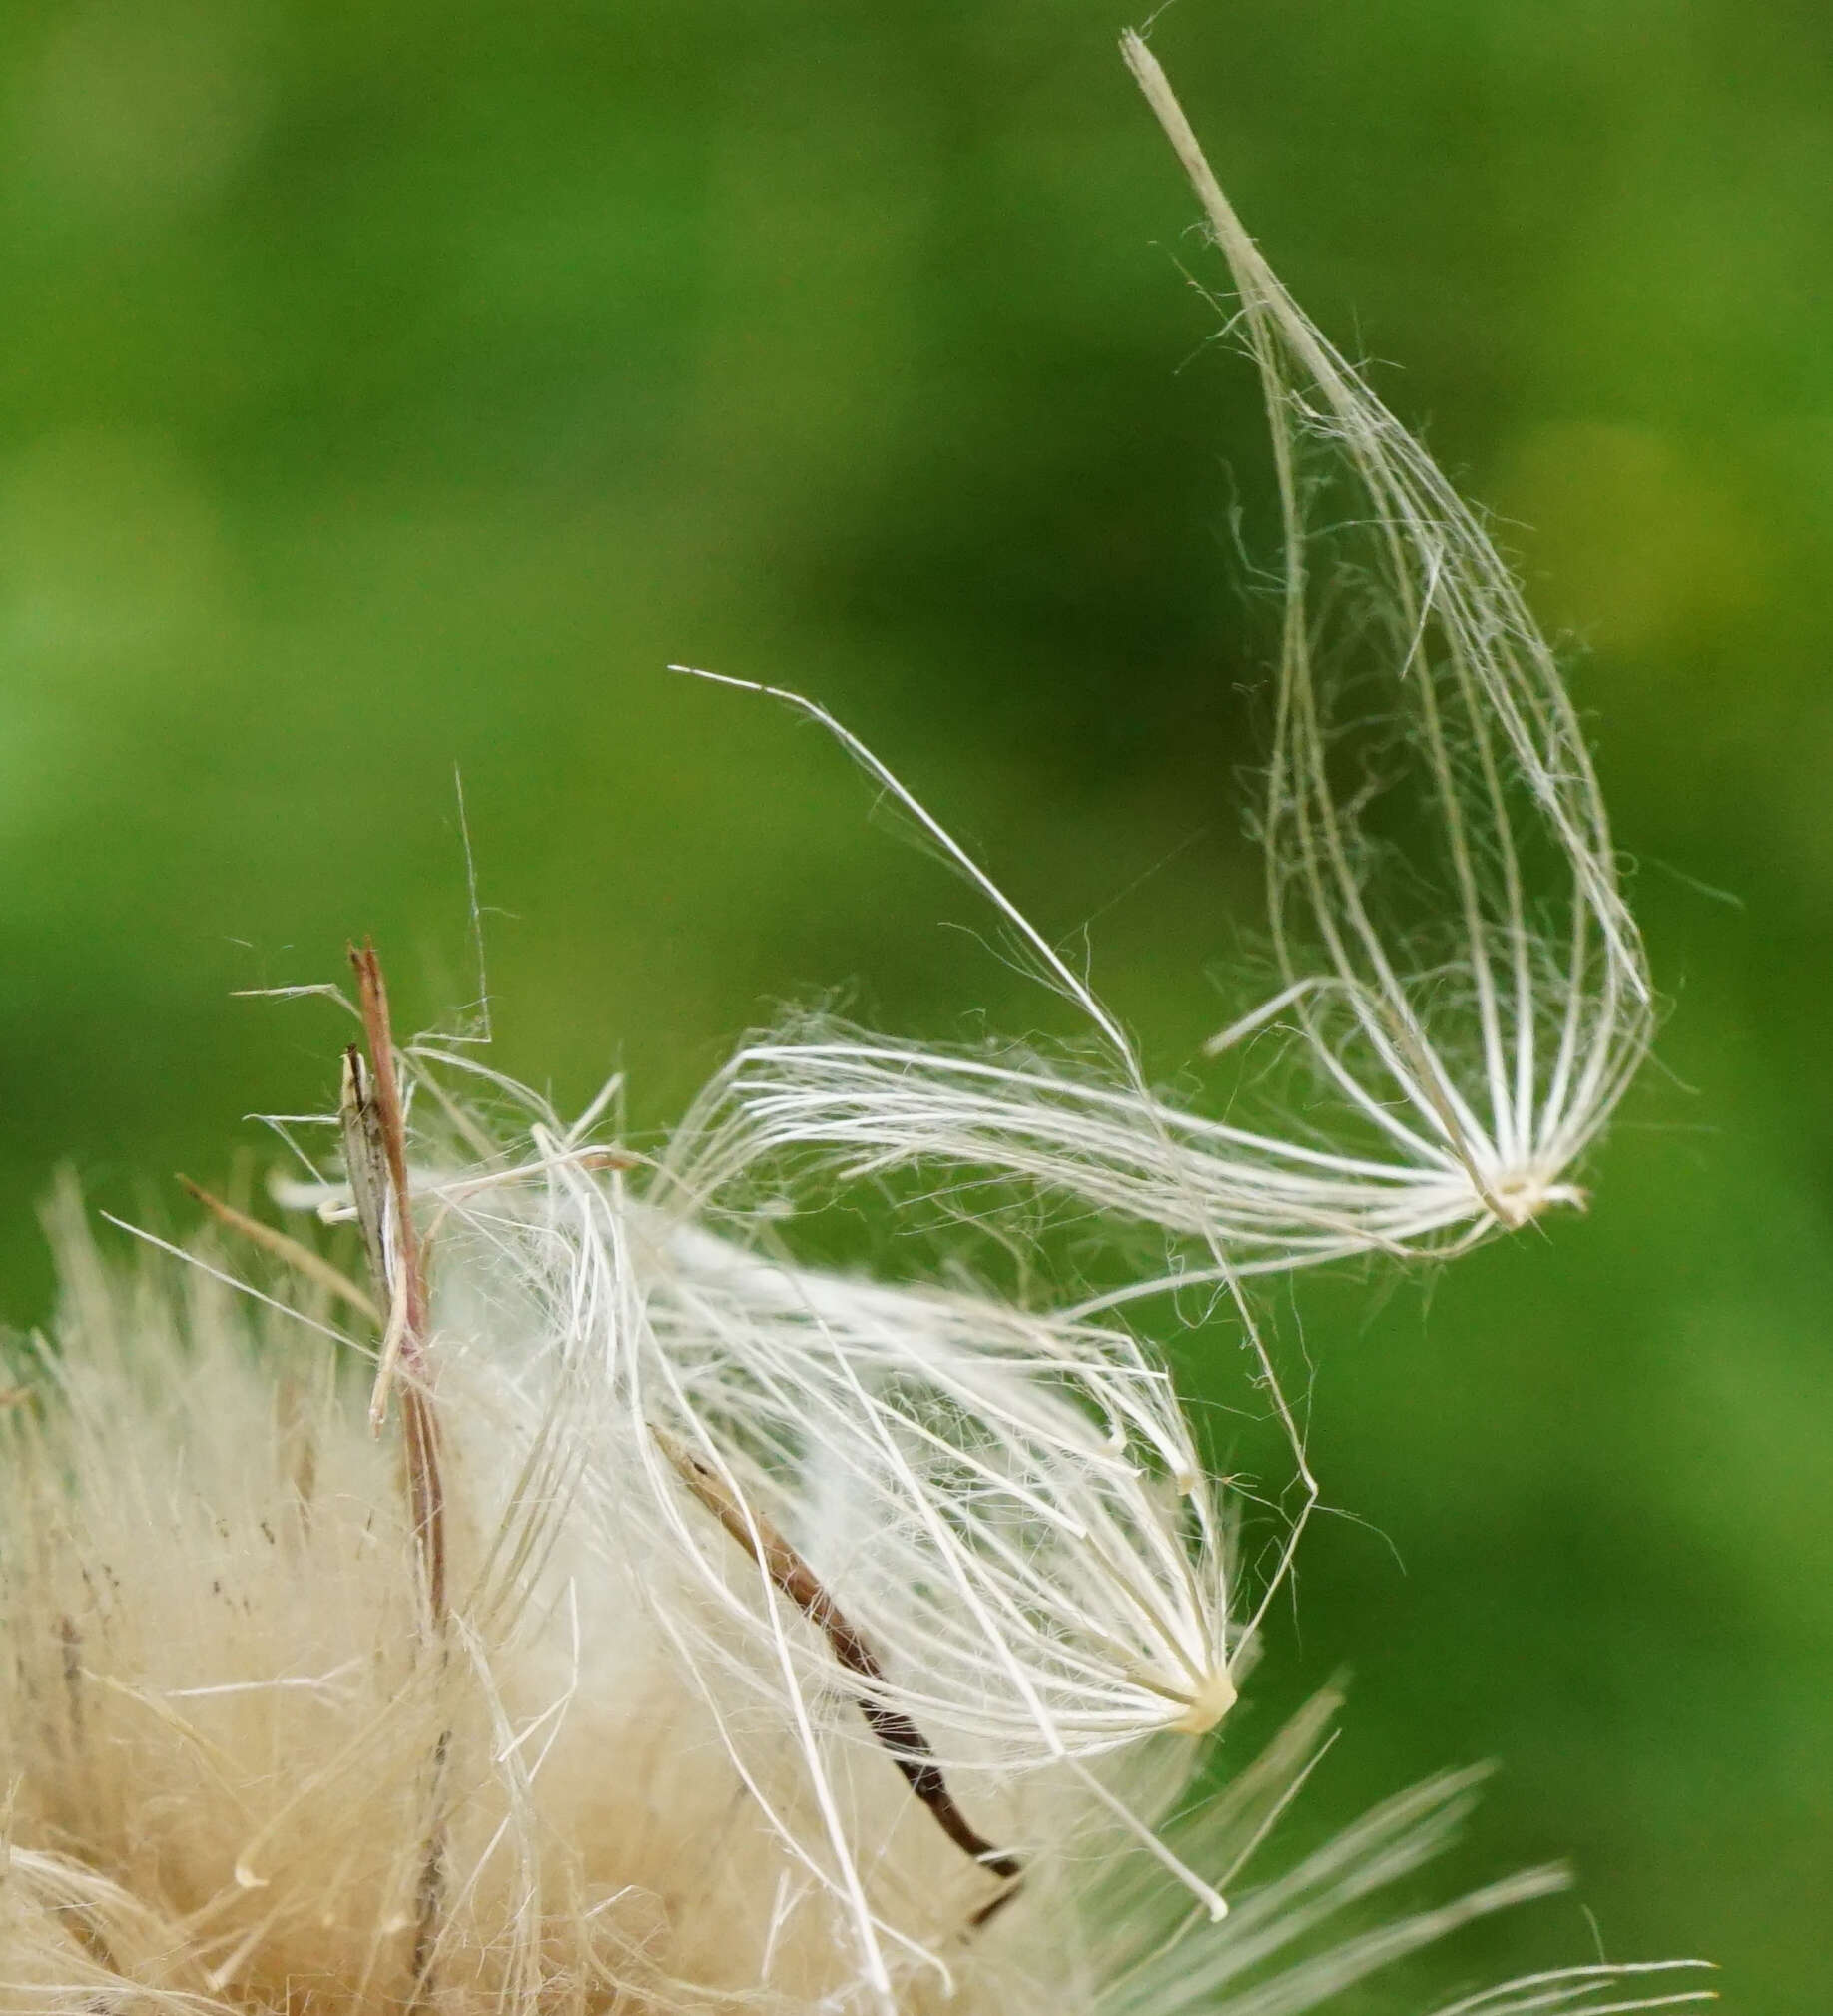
top-left (0, 428), bottom-right (228, 658)
top-left (1495, 420), bottom-right (1769, 661)
top-left (23, 0), bottom-right (267, 214)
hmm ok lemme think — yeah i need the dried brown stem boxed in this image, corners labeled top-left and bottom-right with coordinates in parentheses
top-left (344, 944), bottom-right (446, 1623)
top-left (349, 943), bottom-right (428, 1352)
top-left (344, 941), bottom-right (450, 2007)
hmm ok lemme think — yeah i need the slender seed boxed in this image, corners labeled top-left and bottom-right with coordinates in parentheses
top-left (654, 1426), bottom-right (1023, 1906)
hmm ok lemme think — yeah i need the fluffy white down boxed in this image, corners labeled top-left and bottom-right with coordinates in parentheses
top-left (670, 36), bottom-right (1655, 1323)
top-left (0, 1161), bottom-right (1706, 2016)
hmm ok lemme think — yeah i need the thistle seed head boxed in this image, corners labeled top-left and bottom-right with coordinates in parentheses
top-left (0, 33), bottom-right (1701, 2016)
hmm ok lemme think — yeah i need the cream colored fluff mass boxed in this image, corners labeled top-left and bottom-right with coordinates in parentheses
top-left (1, 1154), bottom-right (1704, 2016)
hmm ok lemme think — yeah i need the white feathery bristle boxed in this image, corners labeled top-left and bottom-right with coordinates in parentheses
top-left (403, 1061), bottom-right (1238, 1941)
top-left (665, 35), bottom-right (1653, 1309)
top-left (1123, 32), bottom-right (1652, 1231)
top-left (0, 1174), bottom-right (1708, 2013)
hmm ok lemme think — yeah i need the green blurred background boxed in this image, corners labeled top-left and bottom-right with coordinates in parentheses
top-left (1, 0), bottom-right (1825, 2005)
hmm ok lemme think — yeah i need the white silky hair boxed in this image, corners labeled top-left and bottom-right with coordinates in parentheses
top-left (369, 1051), bottom-right (1242, 1937)
top-left (672, 32), bottom-right (1654, 1319)
top-left (0, 31), bottom-right (1700, 2016)
top-left (0, 1142), bottom-right (1710, 2016)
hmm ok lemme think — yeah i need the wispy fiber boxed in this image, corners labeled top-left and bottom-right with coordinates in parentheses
top-left (678, 32), bottom-right (1654, 1316)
